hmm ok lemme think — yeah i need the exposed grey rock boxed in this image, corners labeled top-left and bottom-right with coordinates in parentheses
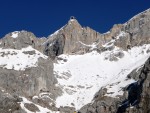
top-left (22, 50), bottom-right (36, 55)
top-left (0, 57), bottom-right (58, 97)
top-left (59, 106), bottom-right (75, 113)
top-left (0, 56), bottom-right (62, 112)
top-left (0, 90), bottom-right (24, 113)
top-left (115, 9), bottom-right (150, 50)
top-left (43, 9), bottom-right (150, 59)
top-left (44, 34), bottom-right (65, 59)
top-left (24, 103), bottom-right (40, 112)
top-left (44, 18), bottom-right (103, 58)
top-left (0, 30), bottom-right (47, 52)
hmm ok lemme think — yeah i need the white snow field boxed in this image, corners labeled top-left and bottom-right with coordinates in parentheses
top-left (0, 46), bottom-right (47, 70)
top-left (54, 44), bottom-right (150, 110)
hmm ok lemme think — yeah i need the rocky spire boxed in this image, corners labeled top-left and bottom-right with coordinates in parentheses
top-left (44, 17), bottom-right (102, 57)
top-left (67, 16), bottom-right (82, 29)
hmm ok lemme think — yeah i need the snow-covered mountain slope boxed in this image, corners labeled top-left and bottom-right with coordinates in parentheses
top-left (54, 44), bottom-right (150, 110)
top-left (0, 46), bottom-right (47, 70)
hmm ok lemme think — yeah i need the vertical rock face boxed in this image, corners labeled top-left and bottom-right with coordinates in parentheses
top-left (44, 8), bottom-right (150, 59)
top-left (114, 9), bottom-right (150, 50)
top-left (44, 18), bottom-right (104, 57)
top-left (0, 55), bottom-right (61, 109)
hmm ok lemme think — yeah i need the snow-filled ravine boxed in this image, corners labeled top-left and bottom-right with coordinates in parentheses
top-left (54, 44), bottom-right (150, 110)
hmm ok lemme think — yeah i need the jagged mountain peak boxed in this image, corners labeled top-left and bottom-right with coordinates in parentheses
top-left (45, 16), bottom-right (102, 57)
top-left (67, 16), bottom-right (82, 29)
top-left (47, 16), bottom-right (82, 38)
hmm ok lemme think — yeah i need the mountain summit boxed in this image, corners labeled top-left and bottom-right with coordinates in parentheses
top-left (0, 9), bottom-right (150, 113)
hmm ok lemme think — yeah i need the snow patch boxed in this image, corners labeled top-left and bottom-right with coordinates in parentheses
top-left (0, 46), bottom-right (48, 71)
top-left (79, 41), bottom-right (99, 50)
top-left (116, 31), bottom-right (127, 39)
top-left (11, 31), bottom-right (19, 38)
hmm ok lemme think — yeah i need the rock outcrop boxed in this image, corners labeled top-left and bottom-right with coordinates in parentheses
top-left (114, 9), bottom-right (150, 50)
top-left (44, 18), bottom-right (103, 58)
top-left (0, 90), bottom-right (24, 113)
top-left (0, 30), bottom-right (46, 52)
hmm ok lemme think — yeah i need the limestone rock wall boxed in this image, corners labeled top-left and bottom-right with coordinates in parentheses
top-left (0, 57), bottom-right (60, 98)
top-left (44, 9), bottom-right (150, 58)
top-left (0, 30), bottom-right (46, 52)
top-left (115, 9), bottom-right (150, 50)
top-left (44, 19), bottom-right (104, 57)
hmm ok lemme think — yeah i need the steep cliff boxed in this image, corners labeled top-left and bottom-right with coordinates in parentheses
top-left (44, 8), bottom-right (150, 59)
top-left (44, 18), bottom-right (103, 58)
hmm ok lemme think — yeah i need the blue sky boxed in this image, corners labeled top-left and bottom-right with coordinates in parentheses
top-left (0, 0), bottom-right (150, 38)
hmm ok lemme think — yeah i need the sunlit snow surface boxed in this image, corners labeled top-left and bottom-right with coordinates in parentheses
top-left (0, 46), bottom-right (47, 70)
top-left (11, 31), bottom-right (19, 38)
top-left (54, 44), bottom-right (150, 109)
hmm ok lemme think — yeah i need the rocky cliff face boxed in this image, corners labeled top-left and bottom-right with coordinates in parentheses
top-left (77, 9), bottom-right (150, 113)
top-left (44, 18), bottom-right (103, 58)
top-left (44, 8), bottom-right (150, 59)
top-left (0, 30), bottom-right (46, 52)
top-left (0, 8), bottom-right (150, 113)
top-left (0, 32), bottom-right (62, 112)
top-left (114, 8), bottom-right (150, 50)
